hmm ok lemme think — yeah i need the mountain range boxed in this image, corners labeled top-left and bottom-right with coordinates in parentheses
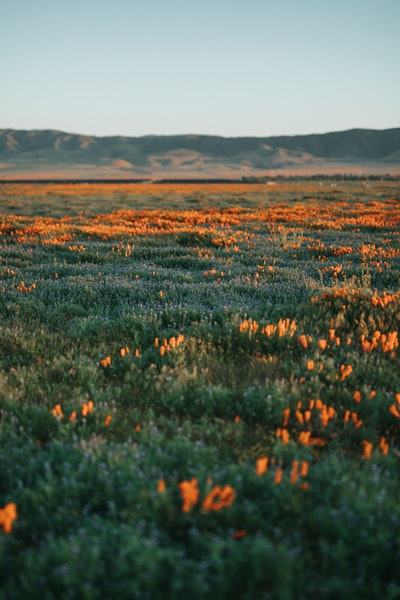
top-left (1, 127), bottom-right (399, 179)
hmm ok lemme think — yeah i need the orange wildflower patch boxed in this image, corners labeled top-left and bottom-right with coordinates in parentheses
top-left (362, 441), bottom-right (373, 460)
top-left (317, 339), bottom-right (328, 350)
top-left (51, 403), bottom-right (64, 419)
top-left (0, 503), bottom-right (17, 534)
top-left (202, 485), bottom-right (235, 511)
top-left (282, 408), bottom-right (290, 427)
top-left (100, 356), bottom-right (112, 368)
top-left (340, 364), bottom-right (353, 381)
top-left (178, 478), bottom-right (200, 513)
top-left (256, 456), bottom-right (269, 476)
top-left (389, 404), bottom-right (400, 418)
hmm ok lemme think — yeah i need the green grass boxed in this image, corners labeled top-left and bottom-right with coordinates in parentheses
top-left (1, 182), bottom-right (400, 599)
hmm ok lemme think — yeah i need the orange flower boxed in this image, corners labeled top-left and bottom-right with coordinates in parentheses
top-left (353, 390), bottom-right (361, 403)
top-left (379, 437), bottom-right (389, 455)
top-left (104, 415), bottom-right (112, 426)
top-left (51, 403), bottom-right (64, 419)
top-left (256, 456), bottom-right (269, 476)
top-left (300, 461), bottom-right (309, 478)
top-left (297, 334), bottom-right (308, 349)
top-left (274, 469), bottom-right (283, 484)
top-left (234, 415), bottom-right (241, 423)
top-left (306, 360), bottom-right (314, 371)
top-left (290, 460), bottom-right (299, 484)
top-left (298, 431), bottom-right (311, 445)
top-left (395, 393), bottom-right (400, 405)
top-left (157, 479), bottom-right (166, 493)
top-left (135, 424), bottom-right (141, 432)
top-left (69, 410), bottom-right (77, 422)
top-left (362, 440), bottom-right (373, 459)
top-left (389, 404), bottom-right (400, 418)
top-left (202, 485), bottom-right (235, 511)
top-left (178, 478), bottom-right (199, 513)
top-left (100, 356), bottom-right (111, 368)
top-left (340, 364), bottom-right (353, 381)
top-left (0, 503), bottom-right (17, 534)
top-left (232, 529), bottom-right (247, 539)
top-left (282, 408), bottom-right (290, 427)
top-left (280, 428), bottom-right (290, 444)
top-left (318, 339), bottom-right (327, 350)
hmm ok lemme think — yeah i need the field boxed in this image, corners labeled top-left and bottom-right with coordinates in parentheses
top-left (1, 180), bottom-right (400, 599)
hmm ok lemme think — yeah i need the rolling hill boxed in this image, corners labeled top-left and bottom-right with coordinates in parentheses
top-left (0, 127), bottom-right (399, 179)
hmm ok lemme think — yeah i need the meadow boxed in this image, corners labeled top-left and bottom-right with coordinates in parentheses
top-left (1, 180), bottom-right (400, 599)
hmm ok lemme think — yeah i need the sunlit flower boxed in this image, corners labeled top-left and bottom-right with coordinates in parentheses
top-left (0, 503), bottom-right (17, 534)
top-left (297, 334), bottom-right (308, 349)
top-left (379, 437), bottom-right (389, 455)
top-left (362, 440), bottom-right (373, 459)
top-left (389, 404), bottom-right (400, 418)
top-left (340, 364), bottom-right (353, 381)
top-left (282, 408), bottom-right (290, 426)
top-left (100, 356), bottom-right (111, 368)
top-left (290, 460), bottom-right (299, 484)
top-left (256, 456), bottom-right (268, 476)
top-left (104, 415), bottom-right (112, 426)
top-left (202, 485), bottom-right (235, 511)
top-left (178, 478), bottom-right (199, 513)
top-left (51, 403), bottom-right (63, 419)
top-left (300, 461), bottom-right (309, 478)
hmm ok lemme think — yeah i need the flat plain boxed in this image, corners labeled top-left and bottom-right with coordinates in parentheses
top-left (1, 180), bottom-right (400, 599)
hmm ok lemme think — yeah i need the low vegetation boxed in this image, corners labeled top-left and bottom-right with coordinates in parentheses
top-left (1, 181), bottom-right (400, 598)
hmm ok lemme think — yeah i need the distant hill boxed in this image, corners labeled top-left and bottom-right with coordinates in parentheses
top-left (0, 128), bottom-right (399, 179)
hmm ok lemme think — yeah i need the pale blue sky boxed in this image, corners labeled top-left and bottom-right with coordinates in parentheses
top-left (1, 0), bottom-right (399, 137)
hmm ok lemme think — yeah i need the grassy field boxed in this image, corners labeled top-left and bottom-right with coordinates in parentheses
top-left (1, 181), bottom-right (400, 599)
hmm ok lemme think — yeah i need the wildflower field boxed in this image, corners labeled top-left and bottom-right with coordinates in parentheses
top-left (1, 180), bottom-right (400, 599)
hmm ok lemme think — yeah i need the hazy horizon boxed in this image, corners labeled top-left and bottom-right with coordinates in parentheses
top-left (2, 0), bottom-right (400, 139)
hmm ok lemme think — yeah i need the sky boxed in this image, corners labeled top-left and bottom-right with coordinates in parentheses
top-left (1, 0), bottom-right (399, 138)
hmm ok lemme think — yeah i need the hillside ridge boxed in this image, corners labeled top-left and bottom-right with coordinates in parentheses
top-left (1, 127), bottom-right (399, 178)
